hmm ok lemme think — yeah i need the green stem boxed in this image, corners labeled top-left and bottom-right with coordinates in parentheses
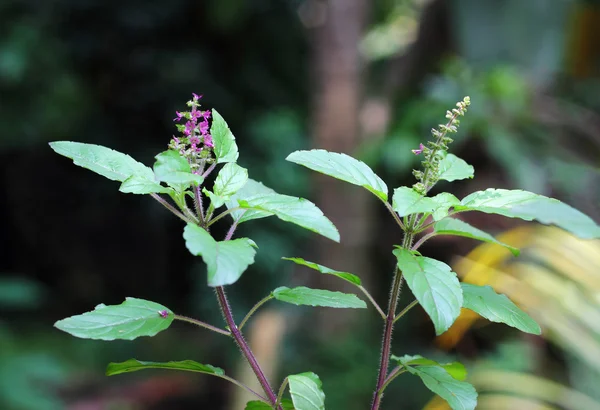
top-left (394, 299), bottom-right (419, 323)
top-left (275, 378), bottom-right (289, 409)
top-left (218, 374), bottom-right (269, 403)
top-left (383, 201), bottom-right (405, 230)
top-left (239, 294), bottom-right (275, 331)
top-left (174, 314), bottom-right (231, 336)
top-left (358, 285), bottom-right (386, 320)
top-left (150, 193), bottom-right (192, 223)
top-left (411, 232), bottom-right (437, 251)
top-left (207, 207), bottom-right (243, 227)
top-left (378, 366), bottom-right (406, 395)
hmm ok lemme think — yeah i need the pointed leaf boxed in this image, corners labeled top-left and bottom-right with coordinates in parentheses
top-left (282, 257), bottom-right (361, 286)
top-left (154, 150), bottom-right (203, 190)
top-left (286, 149), bottom-right (388, 201)
top-left (433, 218), bottom-right (520, 256)
top-left (119, 175), bottom-right (174, 195)
top-left (238, 194), bottom-right (339, 242)
top-left (211, 109), bottom-right (239, 163)
top-left (431, 192), bottom-right (461, 221)
top-left (392, 187), bottom-right (438, 217)
top-left (288, 373), bottom-right (325, 410)
top-left (49, 141), bottom-right (153, 182)
top-left (226, 179), bottom-right (276, 223)
top-left (437, 152), bottom-right (474, 182)
top-left (394, 248), bottom-right (462, 335)
top-left (457, 189), bottom-right (600, 239)
top-left (183, 224), bottom-right (256, 286)
top-left (391, 354), bottom-right (467, 381)
top-left (208, 163), bottom-right (248, 208)
top-left (272, 286), bottom-right (366, 309)
top-left (245, 399), bottom-right (295, 410)
top-left (54, 298), bottom-right (173, 340)
top-left (106, 359), bottom-right (224, 376)
top-left (461, 283), bottom-right (541, 335)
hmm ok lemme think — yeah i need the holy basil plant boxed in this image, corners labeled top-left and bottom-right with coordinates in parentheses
top-left (51, 94), bottom-right (600, 410)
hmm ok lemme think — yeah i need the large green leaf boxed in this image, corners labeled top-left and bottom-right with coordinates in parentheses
top-left (238, 194), bottom-right (339, 242)
top-left (461, 284), bottom-right (541, 335)
top-left (183, 224), bottom-right (256, 286)
top-left (54, 298), bottom-right (173, 340)
top-left (211, 109), bottom-right (239, 164)
top-left (272, 287), bottom-right (366, 309)
top-left (456, 189), bottom-right (600, 239)
top-left (391, 354), bottom-right (467, 381)
top-left (394, 248), bottom-right (462, 335)
top-left (282, 257), bottom-right (361, 286)
top-left (119, 175), bottom-right (174, 195)
top-left (288, 372), bottom-right (325, 410)
top-left (245, 399), bottom-right (295, 410)
top-left (392, 187), bottom-right (438, 217)
top-left (225, 178), bottom-right (276, 223)
top-left (433, 218), bottom-right (519, 256)
top-left (437, 152), bottom-right (474, 182)
top-left (396, 355), bottom-right (477, 410)
top-left (154, 150), bottom-right (203, 190)
top-left (431, 192), bottom-right (461, 221)
top-left (206, 163), bottom-right (249, 208)
top-left (49, 141), bottom-right (153, 182)
top-left (106, 359), bottom-right (224, 376)
top-left (286, 149), bottom-right (388, 201)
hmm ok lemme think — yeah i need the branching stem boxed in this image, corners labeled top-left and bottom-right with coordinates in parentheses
top-left (150, 193), bottom-right (191, 223)
top-left (394, 299), bottom-right (419, 323)
top-left (239, 294), bottom-right (274, 331)
top-left (174, 314), bottom-right (231, 336)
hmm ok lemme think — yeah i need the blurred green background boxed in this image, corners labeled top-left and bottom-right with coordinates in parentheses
top-left (1, 0), bottom-right (599, 409)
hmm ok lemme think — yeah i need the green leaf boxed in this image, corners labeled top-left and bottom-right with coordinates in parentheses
top-left (392, 187), bottom-right (438, 217)
top-left (211, 109), bottom-right (239, 163)
top-left (106, 359), bottom-right (224, 376)
top-left (238, 194), bottom-right (339, 242)
top-left (461, 283), bottom-right (541, 335)
top-left (433, 218), bottom-right (520, 256)
top-left (456, 189), bottom-right (600, 239)
top-left (49, 141), bottom-right (153, 182)
top-left (282, 257), bottom-right (361, 286)
top-left (431, 193), bottom-right (461, 221)
top-left (119, 175), bottom-right (174, 195)
top-left (392, 354), bottom-right (467, 381)
top-left (286, 149), bottom-right (388, 201)
top-left (288, 372), bottom-right (325, 410)
top-left (209, 163), bottom-right (249, 208)
top-left (54, 297), bottom-right (173, 340)
top-left (272, 286), bottom-right (366, 309)
top-left (437, 152), bottom-right (474, 182)
top-left (153, 150), bottom-right (203, 190)
top-left (183, 224), bottom-right (257, 286)
top-left (245, 399), bottom-right (295, 410)
top-left (396, 355), bottom-right (477, 410)
top-left (394, 248), bottom-right (462, 335)
top-left (226, 178), bottom-right (276, 223)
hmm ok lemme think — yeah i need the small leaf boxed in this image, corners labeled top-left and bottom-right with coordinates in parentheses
top-left (106, 359), bottom-right (224, 376)
top-left (461, 283), bottom-right (541, 335)
top-left (238, 194), bottom-right (339, 242)
top-left (392, 354), bottom-right (467, 381)
top-left (119, 175), bottom-right (174, 195)
top-left (282, 257), bottom-right (361, 286)
top-left (431, 192), bottom-right (461, 221)
top-left (226, 178), bottom-right (276, 223)
top-left (433, 218), bottom-right (520, 256)
top-left (183, 224), bottom-right (256, 286)
top-left (211, 109), bottom-right (239, 163)
top-left (209, 163), bottom-right (249, 208)
top-left (245, 399), bottom-right (295, 410)
top-left (394, 248), bottom-right (462, 335)
top-left (154, 150), bottom-right (203, 190)
top-left (49, 141), bottom-right (153, 182)
top-left (288, 372), bottom-right (325, 410)
top-left (392, 187), bottom-right (438, 217)
top-left (272, 286), bottom-right (366, 309)
top-left (54, 298), bottom-right (173, 340)
top-left (286, 149), bottom-right (388, 201)
top-left (457, 188), bottom-right (600, 239)
top-left (437, 152), bottom-right (474, 182)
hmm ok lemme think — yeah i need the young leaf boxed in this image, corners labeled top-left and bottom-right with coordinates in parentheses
top-left (391, 354), bottom-right (467, 381)
top-left (226, 178), bottom-right (276, 223)
top-left (288, 372), bottom-right (325, 410)
top-left (437, 152), bottom-right (474, 182)
top-left (49, 141), bottom-right (153, 182)
top-left (238, 194), bottom-right (339, 242)
top-left (119, 175), bottom-right (174, 195)
top-left (183, 224), bottom-right (257, 286)
top-left (208, 163), bottom-right (249, 208)
top-left (106, 359), bottom-right (224, 376)
top-left (54, 298), bottom-right (174, 340)
top-left (431, 192), bottom-right (461, 221)
top-left (461, 283), bottom-right (541, 335)
top-left (286, 149), bottom-right (388, 201)
top-left (392, 187), bottom-right (438, 217)
top-left (433, 218), bottom-right (520, 256)
top-left (272, 286), bottom-right (366, 309)
top-left (211, 109), bottom-right (239, 164)
top-left (456, 188), bottom-right (600, 239)
top-left (154, 150), bottom-right (203, 189)
top-left (394, 248), bottom-right (462, 335)
top-left (282, 257), bottom-right (361, 286)
top-left (245, 399), bottom-right (295, 410)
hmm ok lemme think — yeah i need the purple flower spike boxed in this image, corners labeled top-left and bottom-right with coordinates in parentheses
top-left (192, 93), bottom-right (202, 100)
top-left (412, 143), bottom-right (425, 155)
top-left (158, 310), bottom-right (169, 318)
top-left (173, 111), bottom-right (184, 122)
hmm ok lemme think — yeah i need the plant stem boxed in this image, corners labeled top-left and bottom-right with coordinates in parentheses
top-left (218, 374), bottom-right (269, 403)
top-left (358, 285), bottom-right (386, 320)
top-left (174, 314), bottom-right (231, 336)
top-left (394, 299), bottom-right (419, 323)
top-left (207, 207), bottom-right (242, 227)
top-left (150, 193), bottom-right (191, 223)
top-left (383, 201), bottom-right (405, 230)
top-left (201, 161), bottom-right (218, 179)
top-left (411, 232), bottom-right (436, 251)
top-left (194, 184), bottom-right (205, 225)
top-left (275, 378), bottom-right (289, 408)
top-left (239, 294), bottom-right (275, 331)
top-left (378, 366), bottom-right (406, 395)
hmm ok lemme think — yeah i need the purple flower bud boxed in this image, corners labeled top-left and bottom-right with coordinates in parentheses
top-left (412, 143), bottom-right (425, 155)
top-left (173, 111), bottom-right (184, 122)
top-left (204, 134), bottom-right (214, 148)
top-left (158, 310), bottom-right (169, 318)
top-left (192, 93), bottom-right (202, 101)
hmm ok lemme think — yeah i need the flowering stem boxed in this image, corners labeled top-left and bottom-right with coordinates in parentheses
top-left (239, 294), bottom-right (275, 331)
top-left (174, 314), bottom-right (231, 336)
top-left (150, 193), bottom-right (192, 224)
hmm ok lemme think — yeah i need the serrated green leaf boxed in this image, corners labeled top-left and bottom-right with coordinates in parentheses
top-left (272, 287), bottom-right (366, 309)
top-left (457, 188), bottom-right (600, 239)
top-left (153, 150), bottom-right (203, 190)
top-left (238, 194), bottom-right (339, 242)
top-left (461, 283), bottom-right (541, 335)
top-left (54, 298), bottom-right (173, 340)
top-left (208, 163), bottom-right (249, 208)
top-left (282, 257), bottom-right (361, 286)
top-left (394, 248), bottom-right (462, 335)
top-left (119, 175), bottom-right (174, 195)
top-left (288, 373), bottom-right (325, 410)
top-left (106, 359), bottom-right (224, 376)
top-left (286, 149), bottom-right (388, 201)
top-left (226, 178), bottom-right (276, 223)
top-left (391, 354), bottom-right (467, 381)
top-left (437, 152), bottom-right (474, 182)
top-left (433, 218), bottom-right (520, 256)
top-left (431, 192), bottom-right (461, 221)
top-left (245, 399), bottom-right (295, 410)
top-left (392, 187), bottom-right (438, 217)
top-left (49, 141), bottom-right (153, 182)
top-left (183, 224), bottom-right (256, 286)
top-left (211, 109), bottom-right (239, 163)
